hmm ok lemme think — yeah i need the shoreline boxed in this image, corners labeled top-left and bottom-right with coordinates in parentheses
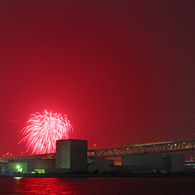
top-left (1, 172), bottom-right (195, 178)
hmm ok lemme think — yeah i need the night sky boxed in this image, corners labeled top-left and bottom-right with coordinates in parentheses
top-left (0, 1), bottom-right (195, 156)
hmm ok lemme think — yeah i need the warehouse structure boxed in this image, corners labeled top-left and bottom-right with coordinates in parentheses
top-left (87, 153), bottom-right (185, 173)
top-left (121, 153), bottom-right (185, 173)
top-left (1, 139), bottom-right (87, 174)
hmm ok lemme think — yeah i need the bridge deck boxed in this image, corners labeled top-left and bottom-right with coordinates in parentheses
top-left (1, 140), bottom-right (195, 161)
top-left (88, 139), bottom-right (195, 157)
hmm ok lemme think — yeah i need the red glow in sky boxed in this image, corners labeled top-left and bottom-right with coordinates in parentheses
top-left (0, 1), bottom-right (195, 157)
top-left (19, 110), bottom-right (73, 154)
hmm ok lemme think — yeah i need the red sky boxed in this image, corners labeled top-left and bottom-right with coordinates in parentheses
top-left (0, 1), bottom-right (195, 156)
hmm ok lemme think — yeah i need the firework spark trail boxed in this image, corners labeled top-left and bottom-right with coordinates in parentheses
top-left (19, 110), bottom-right (73, 154)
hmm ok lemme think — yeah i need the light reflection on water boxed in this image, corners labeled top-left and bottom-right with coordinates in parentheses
top-left (0, 177), bottom-right (195, 194)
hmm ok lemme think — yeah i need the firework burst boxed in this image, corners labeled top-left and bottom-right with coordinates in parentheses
top-left (19, 110), bottom-right (73, 154)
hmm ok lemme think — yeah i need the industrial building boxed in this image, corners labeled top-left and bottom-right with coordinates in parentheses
top-left (1, 139), bottom-right (87, 175)
top-left (87, 154), bottom-right (185, 174)
top-left (0, 139), bottom-right (187, 175)
top-left (7, 159), bottom-right (55, 174)
top-left (121, 153), bottom-right (185, 173)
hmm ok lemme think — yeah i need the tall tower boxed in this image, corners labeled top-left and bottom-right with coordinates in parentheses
top-left (56, 139), bottom-right (87, 173)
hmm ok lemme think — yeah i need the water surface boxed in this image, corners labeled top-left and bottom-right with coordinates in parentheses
top-left (0, 177), bottom-right (195, 194)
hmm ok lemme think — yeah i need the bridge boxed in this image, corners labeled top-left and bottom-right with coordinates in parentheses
top-left (87, 139), bottom-right (195, 158)
top-left (86, 78), bottom-right (195, 158)
top-left (1, 139), bottom-right (195, 162)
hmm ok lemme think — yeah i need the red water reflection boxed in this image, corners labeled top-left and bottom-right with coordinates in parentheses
top-left (1, 177), bottom-right (195, 195)
top-left (16, 178), bottom-right (76, 194)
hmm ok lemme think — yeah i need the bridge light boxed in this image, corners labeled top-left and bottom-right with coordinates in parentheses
top-left (174, 144), bottom-right (177, 146)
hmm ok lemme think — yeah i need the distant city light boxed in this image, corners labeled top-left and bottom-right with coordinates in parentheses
top-left (19, 110), bottom-right (73, 154)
